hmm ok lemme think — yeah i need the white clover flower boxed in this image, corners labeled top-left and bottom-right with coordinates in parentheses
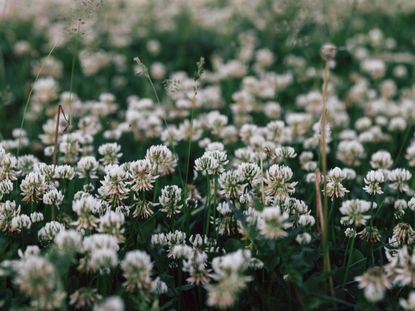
top-left (120, 250), bottom-right (153, 292)
top-left (326, 167), bottom-right (349, 199)
top-left (83, 234), bottom-right (119, 253)
top-left (189, 234), bottom-right (209, 248)
top-left (217, 202), bottom-right (232, 215)
top-left (248, 134), bottom-right (266, 151)
top-left (0, 151), bottom-right (18, 181)
top-left (179, 119), bottom-right (203, 141)
top-left (20, 172), bottom-right (46, 203)
top-left (34, 163), bottom-right (54, 185)
top-left (18, 246), bottom-right (41, 259)
top-left (82, 234), bottom-right (119, 274)
top-left (194, 155), bottom-right (219, 176)
top-left (30, 212), bottom-right (44, 223)
top-left (303, 162), bottom-right (317, 172)
top-left (182, 250), bottom-right (209, 285)
top-left (32, 77), bottom-right (58, 102)
top-left (145, 145), bottom-right (177, 176)
top-left (266, 120), bottom-right (285, 142)
top-left (151, 233), bottom-right (168, 247)
top-left (14, 255), bottom-right (57, 298)
top-left (38, 221), bottom-right (65, 242)
top-left (400, 292), bottom-right (415, 311)
top-left (205, 111), bottom-right (228, 135)
top-left (235, 147), bottom-right (258, 163)
top-left (392, 223), bottom-right (415, 245)
top-left (72, 194), bottom-right (100, 229)
top-left (298, 214), bottom-right (315, 227)
top-left (59, 133), bottom-right (82, 163)
top-left (54, 165), bottom-right (75, 180)
top-left (388, 168), bottom-right (412, 193)
top-left (237, 162), bottom-right (261, 185)
top-left (98, 143), bottom-right (122, 166)
top-left (129, 159), bottom-right (157, 192)
top-left (204, 150), bottom-right (228, 172)
top-left (89, 248), bottom-right (118, 274)
top-left (161, 126), bottom-right (182, 147)
top-left (340, 200), bottom-right (371, 227)
top-left (409, 197), bottom-right (415, 211)
top-left (388, 117), bottom-right (406, 132)
top-left (296, 232), bottom-right (312, 245)
top-left (219, 170), bottom-right (245, 200)
top-left (18, 155), bottom-right (39, 175)
top-left (336, 140), bottom-right (365, 166)
top-left (207, 249), bottom-right (252, 309)
top-left (11, 214), bottom-right (31, 232)
top-left (54, 230), bottom-right (82, 253)
top-left (394, 199), bottom-right (408, 219)
top-left (342, 168), bottom-right (357, 180)
top-left (93, 296), bottom-right (124, 311)
top-left (361, 58), bottom-right (385, 79)
top-left (283, 197), bottom-right (309, 215)
top-left (159, 185), bottom-right (182, 218)
top-left (166, 230), bottom-right (187, 246)
top-left (264, 102), bottom-right (281, 119)
top-left (43, 189), bottom-right (64, 207)
top-left (363, 170), bottom-right (384, 195)
top-left (355, 117), bottom-right (372, 131)
top-left (98, 165), bottom-right (129, 205)
top-left (0, 180), bottom-right (13, 199)
top-left (345, 227), bottom-right (356, 238)
top-left (169, 244), bottom-right (193, 260)
top-left (274, 146), bottom-right (297, 162)
top-left (264, 164), bottom-right (297, 199)
top-left (69, 287), bottom-right (102, 310)
top-left (97, 211), bottom-right (125, 243)
top-left (206, 142), bottom-right (225, 152)
top-left (355, 266), bottom-right (390, 302)
top-left (77, 156), bottom-right (99, 179)
top-left (257, 206), bottom-right (291, 239)
top-left (406, 143), bottom-right (415, 167)
top-left (151, 277), bottom-right (169, 295)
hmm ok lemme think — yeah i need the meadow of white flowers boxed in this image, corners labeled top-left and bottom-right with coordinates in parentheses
top-left (1, 0), bottom-right (415, 310)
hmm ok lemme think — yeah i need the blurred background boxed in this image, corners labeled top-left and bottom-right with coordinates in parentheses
top-left (1, 0), bottom-right (415, 138)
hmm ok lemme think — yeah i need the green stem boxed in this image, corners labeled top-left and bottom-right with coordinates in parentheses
top-left (185, 107), bottom-right (195, 187)
top-left (51, 204), bottom-right (56, 221)
top-left (204, 175), bottom-right (211, 237)
top-left (146, 75), bottom-right (186, 191)
top-left (152, 166), bottom-right (159, 203)
top-left (343, 234), bottom-right (356, 287)
top-left (17, 44), bottom-right (57, 157)
top-left (320, 62), bottom-right (335, 302)
top-left (213, 176), bottom-right (218, 238)
top-left (68, 20), bottom-right (80, 125)
top-left (328, 199), bottom-right (335, 242)
top-left (369, 195), bottom-right (376, 263)
top-left (342, 237), bottom-right (351, 267)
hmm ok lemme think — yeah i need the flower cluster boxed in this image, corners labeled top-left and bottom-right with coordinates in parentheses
top-left (1, 1), bottom-right (415, 309)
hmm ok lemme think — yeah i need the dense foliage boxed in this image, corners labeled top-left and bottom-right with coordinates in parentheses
top-left (1, 0), bottom-right (415, 310)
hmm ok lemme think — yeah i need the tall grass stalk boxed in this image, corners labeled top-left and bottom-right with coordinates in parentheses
top-left (134, 57), bottom-right (186, 191)
top-left (204, 175), bottom-right (211, 236)
top-left (68, 19), bottom-right (81, 125)
top-left (184, 57), bottom-right (204, 194)
top-left (260, 155), bottom-right (265, 205)
top-left (16, 43), bottom-right (57, 157)
top-left (320, 53), bottom-right (335, 299)
top-left (212, 175), bottom-right (219, 238)
top-left (342, 230), bottom-right (356, 287)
